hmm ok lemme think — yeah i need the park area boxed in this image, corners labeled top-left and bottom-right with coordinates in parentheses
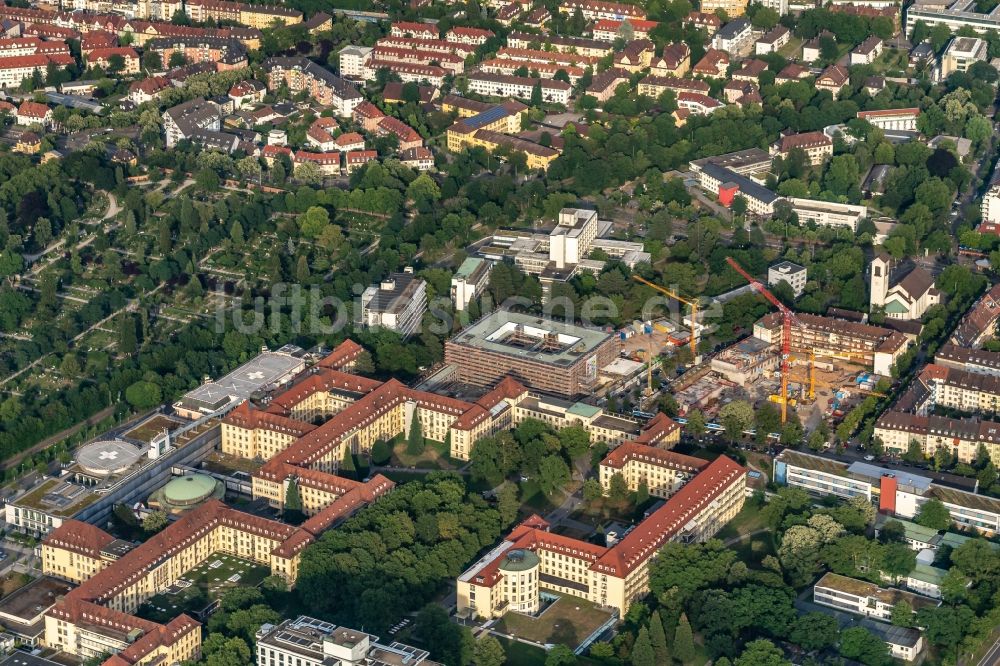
top-left (493, 593), bottom-right (614, 649)
top-left (135, 553), bottom-right (269, 623)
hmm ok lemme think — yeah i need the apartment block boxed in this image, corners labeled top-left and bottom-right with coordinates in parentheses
top-left (857, 108), bottom-right (920, 132)
top-left (874, 409), bottom-right (1000, 466)
top-left (772, 131), bottom-right (833, 166)
top-left (941, 36), bottom-right (989, 77)
top-left (754, 311), bottom-right (908, 375)
top-left (262, 56), bottom-right (362, 117)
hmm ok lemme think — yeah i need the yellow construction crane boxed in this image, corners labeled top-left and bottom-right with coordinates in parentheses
top-left (632, 276), bottom-right (699, 360)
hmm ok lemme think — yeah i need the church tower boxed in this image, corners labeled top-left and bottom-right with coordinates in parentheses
top-left (870, 254), bottom-right (890, 310)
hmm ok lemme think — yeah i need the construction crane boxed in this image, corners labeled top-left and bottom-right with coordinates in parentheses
top-left (632, 276), bottom-right (699, 360)
top-left (725, 257), bottom-right (801, 423)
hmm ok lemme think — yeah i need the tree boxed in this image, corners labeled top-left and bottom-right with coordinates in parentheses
top-left (582, 478), bottom-right (603, 503)
top-left (142, 50), bottom-right (162, 72)
top-left (685, 409), bottom-right (706, 437)
top-left (371, 439), bottom-right (391, 465)
top-left (838, 627), bottom-right (891, 666)
top-left (125, 380), bottom-right (161, 409)
top-left (735, 640), bottom-right (791, 666)
top-left (545, 645), bottom-right (575, 666)
top-left (890, 600), bottom-right (913, 627)
top-left (407, 415), bottom-right (425, 455)
top-left (473, 635), bottom-right (505, 666)
top-left (915, 498), bottom-right (951, 530)
top-left (719, 400), bottom-right (754, 443)
top-left (538, 455), bottom-right (571, 497)
top-left (648, 610), bottom-right (669, 664)
top-left (415, 604), bottom-right (474, 666)
top-left (903, 439), bottom-right (924, 464)
top-left (284, 478), bottom-right (302, 516)
top-left (631, 626), bottom-right (655, 666)
top-left (789, 612), bottom-right (838, 651)
top-left (341, 446), bottom-right (356, 479)
top-left (673, 613), bottom-right (695, 663)
top-left (608, 472), bottom-right (629, 503)
top-left (298, 206), bottom-right (330, 238)
top-left (497, 483), bottom-right (519, 527)
top-left (142, 511), bottom-right (168, 533)
top-left (530, 80), bottom-right (543, 107)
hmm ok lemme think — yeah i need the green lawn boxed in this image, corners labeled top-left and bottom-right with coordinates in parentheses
top-left (493, 593), bottom-right (615, 649)
top-left (715, 501), bottom-right (766, 542)
top-left (135, 553), bottom-right (269, 623)
top-left (390, 438), bottom-right (455, 470)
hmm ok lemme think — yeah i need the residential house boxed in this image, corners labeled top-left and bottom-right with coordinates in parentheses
top-left (756, 25), bottom-right (790, 54)
top-left (692, 49), bottom-right (729, 78)
top-left (850, 35), bottom-right (883, 65)
top-left (816, 65), bottom-right (850, 98)
top-left (650, 42), bottom-right (690, 77)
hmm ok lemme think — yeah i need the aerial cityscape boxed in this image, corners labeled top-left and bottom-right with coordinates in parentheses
top-left (0, 0), bottom-right (999, 665)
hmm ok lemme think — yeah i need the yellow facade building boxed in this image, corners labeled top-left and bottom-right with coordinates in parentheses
top-left (458, 453), bottom-right (746, 618)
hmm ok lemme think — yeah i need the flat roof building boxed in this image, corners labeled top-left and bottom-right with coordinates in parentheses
top-left (174, 348), bottom-right (305, 419)
top-left (256, 616), bottom-right (439, 666)
top-left (359, 271), bottom-right (428, 339)
top-left (450, 258), bottom-right (492, 312)
top-left (444, 311), bottom-right (619, 397)
top-left (768, 261), bottom-right (807, 297)
top-left (774, 449), bottom-right (1000, 535)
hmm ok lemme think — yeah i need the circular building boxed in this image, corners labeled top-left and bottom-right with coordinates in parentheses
top-left (148, 473), bottom-right (224, 513)
top-left (499, 549), bottom-right (540, 614)
top-left (77, 440), bottom-right (144, 477)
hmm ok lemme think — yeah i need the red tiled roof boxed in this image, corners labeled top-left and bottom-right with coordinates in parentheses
top-left (17, 100), bottom-right (49, 118)
top-left (779, 131), bottom-right (831, 152)
top-left (43, 519), bottom-right (116, 558)
top-left (600, 441), bottom-right (706, 471)
top-left (594, 455), bottom-right (745, 575)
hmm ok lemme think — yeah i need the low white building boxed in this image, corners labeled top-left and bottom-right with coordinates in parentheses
top-left (857, 108), bottom-right (920, 132)
top-left (466, 72), bottom-right (572, 105)
top-left (788, 198), bottom-right (868, 232)
top-left (813, 572), bottom-right (937, 622)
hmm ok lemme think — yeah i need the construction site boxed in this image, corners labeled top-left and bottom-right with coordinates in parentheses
top-left (626, 260), bottom-right (896, 435)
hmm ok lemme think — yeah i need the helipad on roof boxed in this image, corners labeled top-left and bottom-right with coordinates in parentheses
top-left (77, 441), bottom-right (144, 477)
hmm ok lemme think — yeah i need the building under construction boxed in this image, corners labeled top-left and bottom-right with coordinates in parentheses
top-left (753, 312), bottom-right (910, 376)
top-left (710, 337), bottom-right (778, 386)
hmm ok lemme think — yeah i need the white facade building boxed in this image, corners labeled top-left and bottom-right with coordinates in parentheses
top-left (767, 261), bottom-right (807, 297)
top-left (359, 270), bottom-right (428, 339)
top-left (450, 257), bottom-right (492, 311)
